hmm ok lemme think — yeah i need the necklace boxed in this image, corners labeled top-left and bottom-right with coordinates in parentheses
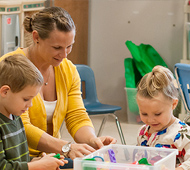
top-left (27, 46), bottom-right (51, 86)
top-left (44, 67), bottom-right (51, 86)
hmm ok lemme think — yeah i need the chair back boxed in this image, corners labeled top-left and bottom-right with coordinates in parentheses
top-left (75, 64), bottom-right (99, 105)
top-left (174, 63), bottom-right (190, 112)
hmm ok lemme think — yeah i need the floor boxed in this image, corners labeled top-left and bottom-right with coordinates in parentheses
top-left (61, 114), bottom-right (143, 145)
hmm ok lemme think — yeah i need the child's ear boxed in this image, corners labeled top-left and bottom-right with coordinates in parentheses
top-left (172, 98), bottom-right (178, 110)
top-left (0, 85), bottom-right (10, 97)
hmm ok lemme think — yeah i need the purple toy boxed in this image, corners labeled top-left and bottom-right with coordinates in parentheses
top-left (108, 149), bottom-right (116, 163)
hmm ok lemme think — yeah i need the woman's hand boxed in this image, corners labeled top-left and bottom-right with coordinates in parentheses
top-left (68, 143), bottom-right (96, 160)
top-left (89, 136), bottom-right (117, 149)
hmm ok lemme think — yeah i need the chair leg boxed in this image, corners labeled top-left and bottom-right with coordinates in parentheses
top-left (97, 115), bottom-right (108, 137)
top-left (111, 113), bottom-right (126, 145)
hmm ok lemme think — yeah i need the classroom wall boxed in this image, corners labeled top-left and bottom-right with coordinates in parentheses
top-left (88, 0), bottom-right (185, 122)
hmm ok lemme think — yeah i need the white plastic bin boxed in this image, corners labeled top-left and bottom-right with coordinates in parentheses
top-left (74, 144), bottom-right (178, 170)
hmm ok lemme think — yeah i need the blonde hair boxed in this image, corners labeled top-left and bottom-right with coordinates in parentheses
top-left (137, 65), bottom-right (178, 100)
top-left (23, 6), bottom-right (75, 39)
top-left (0, 54), bottom-right (43, 93)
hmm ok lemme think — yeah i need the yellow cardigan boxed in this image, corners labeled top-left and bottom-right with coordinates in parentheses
top-left (1, 48), bottom-right (93, 157)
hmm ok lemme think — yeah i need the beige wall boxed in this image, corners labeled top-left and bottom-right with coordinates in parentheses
top-left (88, 0), bottom-right (185, 122)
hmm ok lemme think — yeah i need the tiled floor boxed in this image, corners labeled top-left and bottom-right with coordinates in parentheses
top-left (61, 115), bottom-right (143, 145)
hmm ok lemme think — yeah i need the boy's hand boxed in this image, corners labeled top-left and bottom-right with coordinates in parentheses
top-left (28, 153), bottom-right (68, 170)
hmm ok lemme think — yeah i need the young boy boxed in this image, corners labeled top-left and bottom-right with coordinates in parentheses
top-left (0, 54), bottom-right (66, 170)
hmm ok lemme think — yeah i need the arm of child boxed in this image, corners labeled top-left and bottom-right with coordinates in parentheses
top-left (28, 153), bottom-right (67, 170)
top-left (178, 141), bottom-right (190, 170)
top-left (0, 133), bottom-right (29, 170)
top-left (174, 127), bottom-right (190, 170)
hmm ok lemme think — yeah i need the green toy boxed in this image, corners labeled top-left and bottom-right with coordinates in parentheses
top-left (53, 153), bottom-right (61, 159)
top-left (138, 158), bottom-right (152, 165)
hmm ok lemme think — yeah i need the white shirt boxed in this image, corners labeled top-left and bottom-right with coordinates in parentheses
top-left (43, 100), bottom-right (57, 135)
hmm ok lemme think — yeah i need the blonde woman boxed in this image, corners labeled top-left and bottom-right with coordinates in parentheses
top-left (1, 6), bottom-right (116, 169)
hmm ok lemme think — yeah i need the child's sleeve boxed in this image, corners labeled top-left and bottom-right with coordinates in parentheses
top-left (137, 125), bottom-right (147, 146)
top-left (0, 133), bottom-right (29, 170)
top-left (174, 127), bottom-right (190, 170)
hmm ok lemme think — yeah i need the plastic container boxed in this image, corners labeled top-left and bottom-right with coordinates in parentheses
top-left (125, 87), bottom-right (141, 123)
top-left (74, 144), bottom-right (178, 170)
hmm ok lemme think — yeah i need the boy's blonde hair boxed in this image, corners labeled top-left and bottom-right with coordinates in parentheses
top-left (0, 54), bottom-right (43, 93)
top-left (137, 65), bottom-right (178, 100)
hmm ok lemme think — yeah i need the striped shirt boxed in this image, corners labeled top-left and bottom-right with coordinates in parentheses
top-left (0, 113), bottom-right (29, 170)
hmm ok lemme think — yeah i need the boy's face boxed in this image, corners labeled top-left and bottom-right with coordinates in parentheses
top-left (1, 85), bottom-right (41, 118)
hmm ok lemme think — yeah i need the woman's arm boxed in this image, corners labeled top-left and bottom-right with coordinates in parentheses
top-left (38, 132), bottom-right (96, 160)
top-left (37, 126), bottom-right (116, 160)
top-left (74, 126), bottom-right (117, 149)
top-left (37, 132), bottom-right (68, 153)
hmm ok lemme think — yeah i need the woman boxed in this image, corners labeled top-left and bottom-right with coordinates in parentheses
top-left (1, 7), bottom-right (116, 169)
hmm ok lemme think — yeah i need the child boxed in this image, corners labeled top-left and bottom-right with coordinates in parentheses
top-left (0, 54), bottom-right (66, 170)
top-left (136, 65), bottom-right (190, 170)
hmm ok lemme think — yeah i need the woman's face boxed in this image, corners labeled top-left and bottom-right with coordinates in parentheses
top-left (37, 29), bottom-right (75, 66)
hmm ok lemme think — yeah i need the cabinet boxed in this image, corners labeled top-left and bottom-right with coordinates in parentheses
top-left (0, 0), bottom-right (46, 55)
top-left (0, 1), bottom-right (21, 55)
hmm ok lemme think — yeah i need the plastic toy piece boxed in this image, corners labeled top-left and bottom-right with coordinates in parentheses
top-left (92, 156), bottom-right (104, 162)
top-left (149, 155), bottom-right (162, 165)
top-left (131, 161), bottom-right (138, 165)
top-left (138, 158), bottom-right (152, 165)
top-left (53, 153), bottom-right (61, 159)
top-left (108, 149), bottom-right (116, 163)
top-left (84, 158), bottom-right (96, 161)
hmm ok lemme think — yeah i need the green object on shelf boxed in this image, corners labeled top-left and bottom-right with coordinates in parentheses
top-left (124, 58), bottom-right (135, 88)
top-left (124, 58), bottom-right (142, 88)
top-left (125, 41), bottom-right (168, 77)
top-left (53, 153), bottom-right (61, 159)
top-left (138, 158), bottom-right (152, 165)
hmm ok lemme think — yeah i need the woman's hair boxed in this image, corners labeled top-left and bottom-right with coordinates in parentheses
top-left (23, 6), bottom-right (75, 39)
top-left (137, 65), bottom-right (178, 100)
top-left (0, 54), bottom-right (43, 93)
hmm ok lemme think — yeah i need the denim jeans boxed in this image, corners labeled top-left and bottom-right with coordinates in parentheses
top-left (60, 158), bottom-right (73, 169)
